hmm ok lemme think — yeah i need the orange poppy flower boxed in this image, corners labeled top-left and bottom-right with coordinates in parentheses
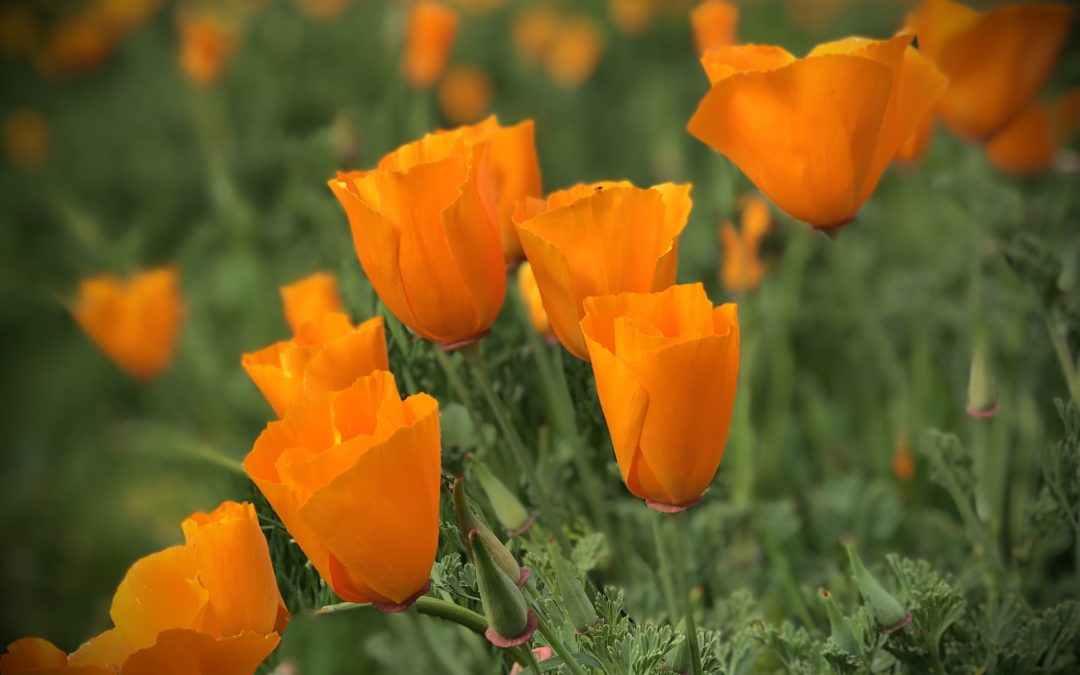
top-left (243, 275), bottom-right (387, 417)
top-left (280, 272), bottom-right (344, 335)
top-left (985, 89), bottom-right (1080, 174)
top-left (544, 16), bottom-right (604, 89)
top-left (178, 13), bottom-right (239, 85)
top-left (581, 283), bottom-right (739, 509)
top-left (514, 181), bottom-right (690, 360)
top-left (244, 370), bottom-right (442, 609)
top-left (720, 195), bottom-right (771, 294)
top-left (903, 0), bottom-right (1073, 141)
top-left (459, 116), bottom-right (542, 262)
top-left (328, 128), bottom-right (505, 346)
top-left (516, 262), bottom-right (554, 342)
top-left (690, 0), bottom-right (738, 55)
top-left (1, 502), bottom-right (287, 675)
top-left (438, 65), bottom-right (494, 125)
top-left (72, 267), bottom-right (184, 379)
top-left (4, 108), bottom-right (48, 170)
top-left (404, 1), bottom-right (459, 88)
top-left (892, 435), bottom-right (915, 483)
top-left (688, 35), bottom-right (947, 229)
top-left (35, 16), bottom-right (114, 78)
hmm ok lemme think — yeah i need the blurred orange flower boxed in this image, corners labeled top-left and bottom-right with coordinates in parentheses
top-left (986, 90), bottom-right (1080, 174)
top-left (544, 17), bottom-right (604, 89)
top-left (72, 267), bottom-right (184, 379)
top-left (903, 0), bottom-right (1073, 140)
top-left (511, 8), bottom-right (558, 66)
top-left (720, 195), bottom-right (771, 294)
top-left (1, 502), bottom-right (287, 675)
top-left (35, 16), bottom-right (114, 78)
top-left (610, 0), bottom-right (656, 36)
top-left (690, 0), bottom-right (738, 55)
top-left (178, 13), bottom-right (239, 85)
top-left (0, 7), bottom-right (39, 61)
top-left (404, 1), bottom-right (459, 88)
top-left (689, 35), bottom-right (947, 229)
top-left (517, 262), bottom-right (554, 342)
top-left (4, 108), bottom-right (49, 170)
top-left (785, 0), bottom-right (853, 30)
top-left (243, 275), bottom-right (388, 417)
top-left (280, 271), bottom-right (344, 335)
top-left (328, 127), bottom-right (505, 346)
top-left (581, 283), bottom-right (739, 509)
top-left (439, 65), bottom-right (494, 125)
top-left (515, 181), bottom-right (690, 360)
top-left (893, 436), bottom-right (915, 483)
top-left (460, 116), bottom-right (542, 262)
top-left (244, 370), bottom-right (442, 609)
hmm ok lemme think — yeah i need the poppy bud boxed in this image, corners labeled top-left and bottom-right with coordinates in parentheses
top-left (453, 479), bottom-right (529, 587)
top-left (966, 333), bottom-right (998, 419)
top-left (820, 590), bottom-right (859, 654)
top-left (844, 543), bottom-right (910, 634)
top-left (469, 529), bottom-right (537, 647)
top-left (545, 538), bottom-right (599, 633)
top-left (470, 457), bottom-right (534, 536)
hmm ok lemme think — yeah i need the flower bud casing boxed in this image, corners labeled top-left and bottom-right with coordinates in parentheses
top-left (844, 543), bottom-right (910, 633)
top-left (469, 529), bottom-right (536, 647)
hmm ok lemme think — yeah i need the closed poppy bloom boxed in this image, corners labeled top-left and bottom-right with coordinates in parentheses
top-left (581, 283), bottom-right (739, 509)
top-left (178, 13), bottom-right (239, 85)
top-left (544, 17), bottom-right (604, 89)
top-left (688, 35), bottom-right (947, 229)
top-left (720, 195), bottom-right (771, 294)
top-left (244, 370), bottom-right (441, 609)
top-left (903, 0), bottom-right (1073, 141)
top-left (516, 262), bottom-right (554, 342)
top-left (404, 1), bottom-right (459, 88)
top-left (460, 116), bottom-right (542, 262)
top-left (438, 66), bottom-right (494, 125)
top-left (328, 128), bottom-right (504, 346)
top-left (985, 89), bottom-right (1080, 174)
top-left (72, 267), bottom-right (184, 379)
top-left (4, 108), bottom-right (48, 170)
top-left (690, 0), bottom-right (738, 55)
top-left (1, 502), bottom-right (288, 675)
top-left (280, 272), bottom-right (344, 335)
top-left (515, 181), bottom-right (691, 360)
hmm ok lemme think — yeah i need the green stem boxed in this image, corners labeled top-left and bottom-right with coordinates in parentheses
top-left (525, 645), bottom-right (543, 675)
top-left (651, 513), bottom-right (680, 624)
top-left (665, 512), bottom-right (703, 675)
top-left (1043, 311), bottom-right (1080, 404)
top-left (460, 342), bottom-right (565, 548)
top-left (532, 605), bottom-right (589, 675)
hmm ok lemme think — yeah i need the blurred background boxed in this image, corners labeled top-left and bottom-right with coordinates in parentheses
top-left (2, 0), bottom-right (1079, 672)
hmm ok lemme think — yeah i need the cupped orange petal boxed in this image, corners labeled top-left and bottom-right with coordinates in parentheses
top-left (517, 262), bottom-right (552, 340)
top-left (516, 183), bottom-right (690, 359)
top-left (245, 371), bottom-right (442, 606)
top-left (118, 629), bottom-right (279, 675)
top-left (582, 284), bottom-right (739, 507)
top-left (280, 272), bottom-right (344, 335)
top-left (986, 89), bottom-right (1080, 174)
top-left (700, 44), bottom-right (794, 84)
top-left (69, 630), bottom-right (130, 670)
top-left (109, 546), bottom-right (210, 652)
top-left (180, 502), bottom-right (285, 638)
top-left (689, 36), bottom-right (946, 228)
top-left (1, 639), bottom-right (68, 672)
top-left (461, 116), bottom-right (542, 262)
top-left (329, 131), bottom-right (504, 345)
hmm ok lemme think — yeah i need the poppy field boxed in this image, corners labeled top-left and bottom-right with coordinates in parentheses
top-left (2, 0), bottom-right (1080, 673)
